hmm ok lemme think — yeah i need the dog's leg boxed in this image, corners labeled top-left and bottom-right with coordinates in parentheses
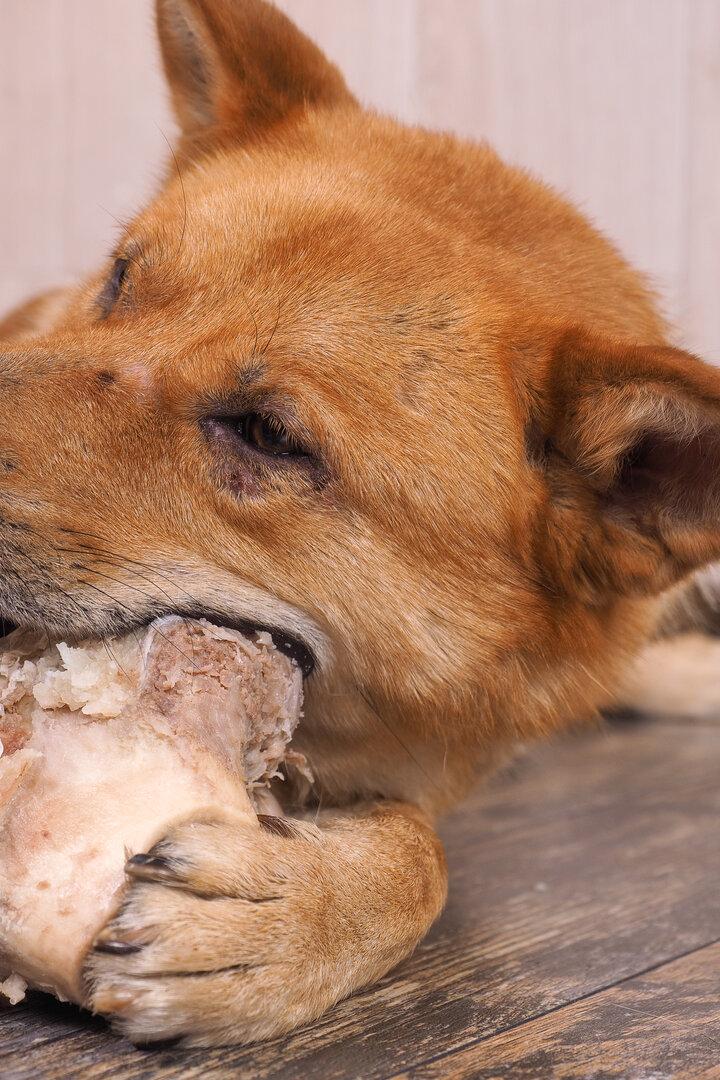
top-left (615, 565), bottom-right (720, 719)
top-left (85, 801), bottom-right (448, 1047)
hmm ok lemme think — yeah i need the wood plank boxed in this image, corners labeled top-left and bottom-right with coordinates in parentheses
top-left (683, 0), bottom-right (720, 359)
top-left (0, 0), bottom-right (171, 315)
top-left (279, 1), bottom-right (419, 121)
top-left (1, 720), bottom-right (719, 1078)
top-left (391, 941), bottom-right (720, 1079)
top-left (0, 0), bottom-right (68, 311)
top-left (61, 0), bottom-right (173, 278)
top-left (415, 0), bottom-right (690, 338)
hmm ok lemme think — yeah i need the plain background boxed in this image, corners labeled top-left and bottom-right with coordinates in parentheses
top-left (1, 0), bottom-right (718, 357)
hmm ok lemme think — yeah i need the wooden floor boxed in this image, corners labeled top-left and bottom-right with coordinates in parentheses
top-left (2, 716), bottom-right (719, 1079)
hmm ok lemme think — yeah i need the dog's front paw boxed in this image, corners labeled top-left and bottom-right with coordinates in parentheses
top-left (85, 814), bottom-right (354, 1047)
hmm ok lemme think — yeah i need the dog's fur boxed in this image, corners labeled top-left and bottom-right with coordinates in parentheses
top-left (2, 0), bottom-right (720, 1047)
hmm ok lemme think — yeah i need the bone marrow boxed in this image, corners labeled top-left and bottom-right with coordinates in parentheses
top-left (0, 616), bottom-right (304, 1006)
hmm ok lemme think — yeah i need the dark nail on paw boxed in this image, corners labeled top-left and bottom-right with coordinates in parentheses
top-left (127, 853), bottom-right (170, 869)
top-left (94, 940), bottom-right (142, 956)
top-left (126, 853), bottom-right (180, 882)
top-left (127, 854), bottom-right (172, 871)
top-left (258, 814), bottom-right (297, 838)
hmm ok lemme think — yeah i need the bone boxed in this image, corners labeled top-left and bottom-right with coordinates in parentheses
top-left (0, 616), bottom-right (303, 1006)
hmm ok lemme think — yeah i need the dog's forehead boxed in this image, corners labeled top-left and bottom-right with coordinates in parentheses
top-left (112, 150), bottom-right (491, 397)
top-left (130, 148), bottom-right (454, 305)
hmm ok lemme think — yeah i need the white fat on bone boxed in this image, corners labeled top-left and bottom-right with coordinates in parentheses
top-left (0, 616), bottom-right (304, 1006)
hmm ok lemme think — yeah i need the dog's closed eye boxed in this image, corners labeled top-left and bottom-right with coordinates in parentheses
top-left (97, 257), bottom-right (130, 319)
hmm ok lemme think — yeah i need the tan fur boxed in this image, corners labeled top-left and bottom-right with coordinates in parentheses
top-left (2, 0), bottom-right (719, 1046)
top-left (618, 634), bottom-right (720, 719)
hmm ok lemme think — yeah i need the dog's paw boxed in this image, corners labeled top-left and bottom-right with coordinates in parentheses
top-left (84, 814), bottom-right (354, 1047)
top-left (619, 634), bottom-right (720, 720)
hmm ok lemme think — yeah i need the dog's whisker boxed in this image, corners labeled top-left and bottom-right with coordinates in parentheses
top-left (67, 562), bottom-right (164, 606)
top-left (5, 541), bottom-right (90, 631)
top-left (74, 578), bottom-right (200, 669)
top-left (102, 638), bottom-right (132, 681)
top-left (355, 684), bottom-right (446, 795)
top-left (53, 543), bottom-right (198, 606)
top-left (239, 291), bottom-right (261, 357)
top-left (157, 125), bottom-right (188, 266)
top-left (259, 294), bottom-right (283, 358)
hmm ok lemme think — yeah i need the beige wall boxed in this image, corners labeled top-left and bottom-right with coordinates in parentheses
top-left (1, 0), bottom-right (718, 356)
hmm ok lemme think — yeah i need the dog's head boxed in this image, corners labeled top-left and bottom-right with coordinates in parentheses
top-left (3, 0), bottom-right (720, 800)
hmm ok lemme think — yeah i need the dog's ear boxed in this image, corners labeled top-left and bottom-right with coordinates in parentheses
top-left (523, 328), bottom-right (720, 601)
top-left (155, 0), bottom-right (355, 153)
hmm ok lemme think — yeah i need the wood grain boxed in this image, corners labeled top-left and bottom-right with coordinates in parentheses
top-left (0, 0), bottom-right (172, 313)
top-left (2, 719), bottom-right (719, 1078)
top-left (684, 0), bottom-right (720, 360)
top-left (281, 0), bottom-right (419, 120)
top-left (392, 943), bottom-right (720, 1079)
top-left (416, 0), bottom-right (692, 341)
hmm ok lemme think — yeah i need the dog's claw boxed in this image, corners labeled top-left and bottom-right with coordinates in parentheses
top-left (93, 938), bottom-right (143, 956)
top-left (257, 814), bottom-right (298, 838)
top-left (126, 853), bottom-right (180, 883)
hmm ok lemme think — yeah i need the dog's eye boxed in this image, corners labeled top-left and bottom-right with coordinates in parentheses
top-left (201, 410), bottom-right (324, 488)
top-left (98, 257), bottom-right (130, 317)
top-left (238, 414), bottom-right (304, 457)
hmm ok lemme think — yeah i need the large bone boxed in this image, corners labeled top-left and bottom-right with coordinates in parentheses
top-left (0, 617), bottom-right (303, 1006)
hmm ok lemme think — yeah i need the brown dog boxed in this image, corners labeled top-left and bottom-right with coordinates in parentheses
top-left (1, 0), bottom-right (719, 1047)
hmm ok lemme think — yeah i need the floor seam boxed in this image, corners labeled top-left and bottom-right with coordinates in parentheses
top-left (380, 934), bottom-right (720, 1080)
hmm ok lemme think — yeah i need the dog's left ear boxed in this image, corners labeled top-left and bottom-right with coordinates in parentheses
top-left (155, 0), bottom-right (356, 154)
top-left (524, 328), bottom-right (720, 600)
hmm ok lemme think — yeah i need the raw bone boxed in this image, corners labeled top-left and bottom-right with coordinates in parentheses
top-left (0, 616), bottom-right (303, 1005)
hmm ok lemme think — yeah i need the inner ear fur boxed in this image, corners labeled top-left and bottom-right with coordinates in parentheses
top-left (524, 327), bottom-right (720, 601)
top-left (155, 0), bottom-right (355, 155)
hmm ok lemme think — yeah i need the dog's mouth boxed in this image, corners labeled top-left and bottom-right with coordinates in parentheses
top-left (0, 611), bottom-right (316, 678)
top-left (168, 609), bottom-right (316, 677)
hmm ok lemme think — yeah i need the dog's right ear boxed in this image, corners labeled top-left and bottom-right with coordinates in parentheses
top-left (156, 0), bottom-right (356, 155)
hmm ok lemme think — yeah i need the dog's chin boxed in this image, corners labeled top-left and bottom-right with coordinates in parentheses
top-left (0, 611), bottom-right (316, 678)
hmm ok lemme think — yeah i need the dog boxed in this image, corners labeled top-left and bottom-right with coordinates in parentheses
top-left (1, 0), bottom-right (719, 1048)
